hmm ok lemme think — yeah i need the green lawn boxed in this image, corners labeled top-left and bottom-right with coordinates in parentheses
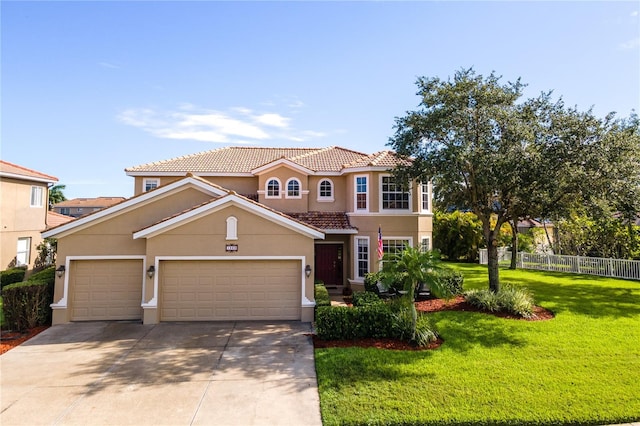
top-left (315, 263), bottom-right (640, 425)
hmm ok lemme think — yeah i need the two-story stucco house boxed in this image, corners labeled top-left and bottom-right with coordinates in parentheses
top-left (43, 147), bottom-right (433, 325)
top-left (1, 160), bottom-right (58, 271)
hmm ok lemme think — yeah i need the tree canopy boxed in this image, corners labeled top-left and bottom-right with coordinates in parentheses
top-left (389, 68), bottom-right (640, 291)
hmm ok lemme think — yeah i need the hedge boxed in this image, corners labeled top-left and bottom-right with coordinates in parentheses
top-left (1, 267), bottom-right (27, 289)
top-left (314, 304), bottom-right (395, 340)
top-left (2, 266), bottom-right (55, 331)
top-left (314, 283), bottom-right (331, 308)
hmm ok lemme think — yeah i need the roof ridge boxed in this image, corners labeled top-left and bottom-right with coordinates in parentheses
top-left (125, 146), bottom-right (230, 171)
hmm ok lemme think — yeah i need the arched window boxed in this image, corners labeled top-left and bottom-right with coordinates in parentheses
top-left (286, 178), bottom-right (301, 198)
top-left (266, 178), bottom-right (281, 198)
top-left (318, 179), bottom-right (333, 201)
top-left (226, 216), bottom-right (238, 240)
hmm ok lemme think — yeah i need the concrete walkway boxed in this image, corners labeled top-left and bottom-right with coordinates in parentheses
top-left (1, 321), bottom-right (322, 426)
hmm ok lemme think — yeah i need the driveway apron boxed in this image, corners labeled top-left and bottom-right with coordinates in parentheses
top-left (0, 321), bottom-right (322, 426)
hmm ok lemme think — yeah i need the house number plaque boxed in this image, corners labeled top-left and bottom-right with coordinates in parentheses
top-left (226, 244), bottom-right (238, 252)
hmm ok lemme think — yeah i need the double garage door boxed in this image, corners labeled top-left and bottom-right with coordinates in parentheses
top-left (160, 260), bottom-right (301, 321)
top-left (69, 259), bottom-right (300, 322)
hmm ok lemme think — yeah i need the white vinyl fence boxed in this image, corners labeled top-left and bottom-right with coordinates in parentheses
top-left (479, 249), bottom-right (640, 281)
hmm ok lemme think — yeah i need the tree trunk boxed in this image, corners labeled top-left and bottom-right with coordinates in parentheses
top-left (543, 220), bottom-right (555, 254)
top-left (509, 220), bottom-right (518, 270)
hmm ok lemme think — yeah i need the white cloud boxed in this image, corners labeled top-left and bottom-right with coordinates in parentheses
top-left (631, 11), bottom-right (638, 17)
top-left (98, 61), bottom-right (120, 69)
top-left (118, 104), bottom-right (324, 144)
top-left (618, 37), bottom-right (640, 50)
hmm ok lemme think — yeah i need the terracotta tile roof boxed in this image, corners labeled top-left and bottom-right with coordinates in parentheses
top-left (343, 150), bottom-right (412, 169)
top-left (53, 197), bottom-right (126, 208)
top-left (285, 211), bottom-right (357, 231)
top-left (46, 211), bottom-right (74, 229)
top-left (0, 160), bottom-right (58, 182)
top-left (125, 146), bottom-right (408, 174)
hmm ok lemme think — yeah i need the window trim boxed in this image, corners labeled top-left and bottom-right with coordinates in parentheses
top-left (30, 186), bottom-right (44, 207)
top-left (143, 178), bottom-right (160, 193)
top-left (16, 237), bottom-right (31, 266)
top-left (420, 182), bottom-right (432, 213)
top-left (285, 178), bottom-right (302, 199)
top-left (354, 175), bottom-right (369, 212)
top-left (354, 236), bottom-right (370, 280)
top-left (421, 236), bottom-right (431, 252)
top-left (379, 174), bottom-right (411, 212)
top-left (226, 216), bottom-right (238, 240)
top-left (265, 178), bottom-right (282, 199)
top-left (317, 179), bottom-right (334, 202)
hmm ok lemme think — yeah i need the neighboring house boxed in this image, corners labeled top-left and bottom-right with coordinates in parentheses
top-left (517, 218), bottom-right (555, 252)
top-left (0, 160), bottom-right (58, 270)
top-left (53, 197), bottom-right (126, 218)
top-left (43, 146), bottom-right (433, 325)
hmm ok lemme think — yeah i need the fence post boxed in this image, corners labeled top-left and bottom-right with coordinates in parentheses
top-left (577, 256), bottom-right (581, 273)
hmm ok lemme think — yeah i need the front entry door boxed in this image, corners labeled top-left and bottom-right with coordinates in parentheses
top-left (315, 244), bottom-right (343, 286)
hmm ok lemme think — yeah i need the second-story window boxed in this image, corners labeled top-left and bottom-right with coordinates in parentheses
top-left (30, 186), bottom-right (44, 207)
top-left (318, 179), bottom-right (333, 201)
top-left (355, 176), bottom-right (368, 211)
top-left (421, 182), bottom-right (431, 212)
top-left (381, 176), bottom-right (409, 210)
top-left (286, 178), bottom-right (301, 198)
top-left (144, 178), bottom-right (159, 192)
top-left (266, 178), bottom-right (281, 198)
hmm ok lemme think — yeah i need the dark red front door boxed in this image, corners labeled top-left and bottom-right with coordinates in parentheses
top-left (315, 244), bottom-right (343, 286)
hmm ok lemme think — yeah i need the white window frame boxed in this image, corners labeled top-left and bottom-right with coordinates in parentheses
top-left (16, 237), bottom-right (31, 266)
top-left (421, 237), bottom-right (431, 252)
top-left (317, 179), bottom-right (334, 202)
top-left (380, 175), bottom-right (411, 212)
top-left (285, 178), bottom-right (302, 199)
top-left (382, 238), bottom-right (412, 255)
top-left (354, 175), bottom-right (368, 212)
top-left (143, 178), bottom-right (159, 193)
top-left (30, 186), bottom-right (44, 207)
top-left (265, 178), bottom-right (282, 199)
top-left (420, 182), bottom-right (432, 213)
top-left (226, 216), bottom-right (238, 240)
top-left (354, 236), bottom-right (370, 280)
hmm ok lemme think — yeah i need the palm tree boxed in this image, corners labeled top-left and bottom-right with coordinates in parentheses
top-left (378, 246), bottom-right (447, 340)
top-left (48, 184), bottom-right (67, 209)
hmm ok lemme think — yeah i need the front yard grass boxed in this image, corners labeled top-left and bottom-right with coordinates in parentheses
top-left (315, 263), bottom-right (640, 425)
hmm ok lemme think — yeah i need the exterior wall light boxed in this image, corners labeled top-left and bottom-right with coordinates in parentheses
top-left (56, 265), bottom-right (66, 278)
top-left (147, 265), bottom-right (155, 279)
top-left (305, 264), bottom-right (312, 278)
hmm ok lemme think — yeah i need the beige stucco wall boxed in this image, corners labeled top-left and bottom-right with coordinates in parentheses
top-left (52, 187), bottom-right (215, 319)
top-left (0, 177), bottom-right (48, 270)
top-left (142, 204), bottom-right (317, 323)
top-left (307, 176), bottom-right (347, 211)
top-left (257, 166), bottom-right (309, 213)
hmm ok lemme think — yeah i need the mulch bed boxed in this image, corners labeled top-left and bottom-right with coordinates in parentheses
top-left (0, 326), bottom-right (49, 355)
top-left (313, 297), bottom-right (554, 351)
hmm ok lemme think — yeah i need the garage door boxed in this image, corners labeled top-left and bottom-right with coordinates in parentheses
top-left (160, 260), bottom-right (301, 321)
top-left (70, 259), bottom-right (143, 321)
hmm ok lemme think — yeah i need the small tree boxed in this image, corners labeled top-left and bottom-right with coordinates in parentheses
top-left (377, 247), bottom-right (446, 341)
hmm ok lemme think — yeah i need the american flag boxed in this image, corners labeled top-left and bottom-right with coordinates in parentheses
top-left (377, 226), bottom-right (384, 260)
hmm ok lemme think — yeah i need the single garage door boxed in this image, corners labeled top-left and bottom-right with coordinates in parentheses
top-left (160, 260), bottom-right (301, 321)
top-left (70, 259), bottom-right (143, 321)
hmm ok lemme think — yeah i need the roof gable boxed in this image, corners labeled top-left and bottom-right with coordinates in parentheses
top-left (42, 175), bottom-right (229, 238)
top-left (0, 160), bottom-right (58, 183)
top-left (133, 193), bottom-right (325, 240)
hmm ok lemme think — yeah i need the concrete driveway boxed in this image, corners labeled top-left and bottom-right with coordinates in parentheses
top-left (0, 321), bottom-right (322, 426)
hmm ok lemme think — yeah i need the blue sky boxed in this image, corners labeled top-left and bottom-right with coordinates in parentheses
top-left (2, 1), bottom-right (639, 200)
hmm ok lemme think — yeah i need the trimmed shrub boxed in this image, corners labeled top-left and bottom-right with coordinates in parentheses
top-left (465, 284), bottom-right (534, 318)
top-left (315, 305), bottom-right (394, 340)
top-left (352, 291), bottom-right (383, 307)
top-left (314, 283), bottom-right (331, 308)
top-left (1, 267), bottom-right (26, 289)
top-left (2, 280), bottom-right (54, 331)
top-left (27, 266), bottom-right (55, 283)
top-left (436, 268), bottom-right (464, 296)
top-left (363, 271), bottom-right (381, 293)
